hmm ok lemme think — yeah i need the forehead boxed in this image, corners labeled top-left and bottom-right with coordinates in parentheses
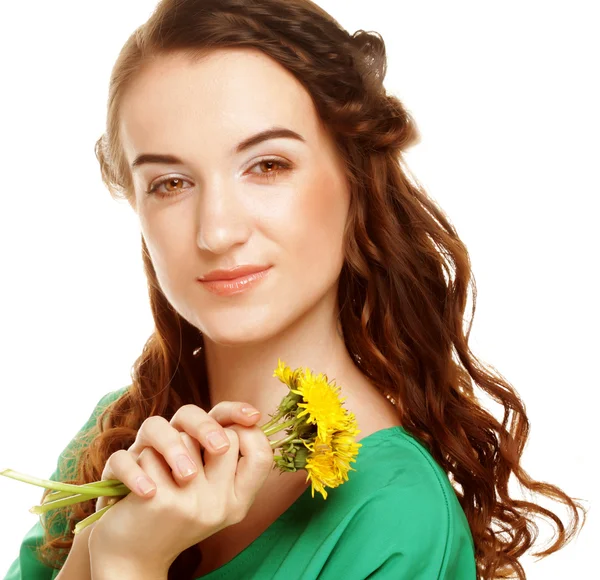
top-left (119, 48), bottom-right (321, 160)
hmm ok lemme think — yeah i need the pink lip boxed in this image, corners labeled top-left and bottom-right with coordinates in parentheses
top-left (197, 265), bottom-right (272, 296)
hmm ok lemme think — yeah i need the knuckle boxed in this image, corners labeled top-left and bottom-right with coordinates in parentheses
top-left (107, 449), bottom-right (131, 471)
top-left (111, 449), bottom-right (130, 460)
top-left (173, 404), bottom-right (203, 421)
top-left (203, 506), bottom-right (227, 528)
top-left (207, 401), bottom-right (236, 423)
top-left (104, 450), bottom-right (139, 484)
top-left (207, 400), bottom-right (231, 413)
top-left (140, 416), bottom-right (186, 454)
top-left (141, 415), bottom-right (167, 432)
top-left (230, 505), bottom-right (249, 525)
top-left (254, 449), bottom-right (274, 467)
top-left (171, 406), bottom-right (209, 441)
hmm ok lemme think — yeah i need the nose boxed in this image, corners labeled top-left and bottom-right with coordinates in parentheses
top-left (195, 180), bottom-right (251, 255)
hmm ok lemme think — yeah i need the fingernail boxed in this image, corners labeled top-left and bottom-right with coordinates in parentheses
top-left (176, 455), bottom-right (198, 478)
top-left (207, 431), bottom-right (229, 450)
top-left (241, 407), bottom-right (260, 417)
top-left (136, 476), bottom-right (156, 496)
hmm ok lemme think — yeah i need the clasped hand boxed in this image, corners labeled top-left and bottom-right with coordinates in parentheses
top-left (86, 401), bottom-right (273, 577)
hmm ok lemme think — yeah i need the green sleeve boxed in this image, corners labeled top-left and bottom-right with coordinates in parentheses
top-left (316, 478), bottom-right (477, 580)
top-left (3, 386), bottom-right (130, 580)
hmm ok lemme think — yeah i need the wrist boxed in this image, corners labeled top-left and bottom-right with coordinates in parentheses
top-left (90, 556), bottom-right (168, 580)
top-left (88, 532), bottom-right (170, 580)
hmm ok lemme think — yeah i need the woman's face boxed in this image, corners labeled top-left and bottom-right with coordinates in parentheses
top-left (119, 48), bottom-right (350, 345)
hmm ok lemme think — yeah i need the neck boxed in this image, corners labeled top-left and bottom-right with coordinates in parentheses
top-left (202, 292), bottom-right (366, 434)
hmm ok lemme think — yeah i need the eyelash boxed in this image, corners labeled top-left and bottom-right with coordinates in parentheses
top-left (145, 157), bottom-right (292, 198)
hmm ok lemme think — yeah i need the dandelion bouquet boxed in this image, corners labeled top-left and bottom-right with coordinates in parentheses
top-left (1, 360), bottom-right (362, 535)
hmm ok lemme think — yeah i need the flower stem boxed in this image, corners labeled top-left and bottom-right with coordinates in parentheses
top-left (260, 409), bottom-right (287, 432)
top-left (33, 493), bottom-right (103, 514)
top-left (262, 417), bottom-right (296, 437)
top-left (74, 504), bottom-right (112, 535)
top-left (45, 480), bottom-right (127, 502)
top-left (0, 469), bottom-right (128, 497)
top-left (35, 486), bottom-right (129, 512)
top-left (271, 433), bottom-right (304, 448)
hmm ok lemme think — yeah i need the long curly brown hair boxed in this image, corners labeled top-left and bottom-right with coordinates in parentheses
top-left (36, 0), bottom-right (587, 578)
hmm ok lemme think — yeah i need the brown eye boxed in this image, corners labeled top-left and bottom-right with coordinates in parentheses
top-left (165, 178), bottom-right (183, 191)
top-left (249, 158), bottom-right (292, 181)
top-left (146, 177), bottom-right (192, 198)
top-left (259, 160), bottom-right (279, 173)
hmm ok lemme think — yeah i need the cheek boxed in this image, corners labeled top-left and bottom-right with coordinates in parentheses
top-left (287, 171), bottom-right (349, 269)
top-left (140, 211), bottom-right (192, 287)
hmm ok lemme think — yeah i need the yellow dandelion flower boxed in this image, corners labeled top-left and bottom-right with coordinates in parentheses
top-left (291, 367), bottom-right (349, 441)
top-left (328, 427), bottom-right (362, 482)
top-left (304, 438), bottom-right (338, 500)
top-left (273, 358), bottom-right (294, 386)
top-left (303, 424), bottom-right (362, 499)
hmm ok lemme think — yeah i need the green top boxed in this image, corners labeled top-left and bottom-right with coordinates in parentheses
top-left (5, 388), bottom-right (477, 580)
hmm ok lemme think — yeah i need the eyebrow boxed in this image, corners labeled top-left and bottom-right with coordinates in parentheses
top-left (130, 126), bottom-right (306, 170)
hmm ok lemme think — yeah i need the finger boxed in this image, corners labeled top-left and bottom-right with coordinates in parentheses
top-left (202, 427), bottom-right (241, 483)
top-left (127, 415), bottom-right (202, 483)
top-left (136, 445), bottom-right (179, 488)
top-left (178, 432), bottom-right (204, 488)
top-left (179, 431), bottom-right (201, 457)
top-left (170, 404), bottom-right (236, 456)
top-left (97, 449), bottom-right (158, 511)
top-left (207, 401), bottom-right (262, 427)
top-left (228, 424), bottom-right (274, 504)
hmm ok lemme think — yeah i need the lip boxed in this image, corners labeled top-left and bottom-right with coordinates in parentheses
top-left (197, 265), bottom-right (272, 296)
top-left (199, 265), bottom-right (271, 281)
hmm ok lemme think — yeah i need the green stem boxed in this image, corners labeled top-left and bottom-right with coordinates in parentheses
top-left (45, 480), bottom-right (126, 502)
top-left (260, 409), bottom-right (287, 432)
top-left (42, 485), bottom-right (131, 509)
top-left (0, 469), bottom-right (127, 497)
top-left (34, 492), bottom-right (108, 514)
top-left (74, 504), bottom-right (112, 535)
top-left (79, 479), bottom-right (124, 488)
top-left (271, 433), bottom-right (304, 448)
top-left (262, 417), bottom-right (296, 437)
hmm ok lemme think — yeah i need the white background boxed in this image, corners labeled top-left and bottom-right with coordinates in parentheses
top-left (0, 1), bottom-right (597, 577)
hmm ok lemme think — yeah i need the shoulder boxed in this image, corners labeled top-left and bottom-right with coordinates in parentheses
top-left (56, 385), bottom-right (132, 478)
top-left (324, 427), bottom-right (477, 578)
top-left (96, 384), bottom-right (131, 409)
top-left (72, 385), bottom-right (131, 440)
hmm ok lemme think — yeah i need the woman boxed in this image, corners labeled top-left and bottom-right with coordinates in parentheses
top-left (5, 0), bottom-right (586, 579)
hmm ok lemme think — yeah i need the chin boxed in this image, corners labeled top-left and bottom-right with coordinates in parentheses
top-left (200, 309), bottom-right (286, 347)
top-left (205, 329), bottom-right (267, 347)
